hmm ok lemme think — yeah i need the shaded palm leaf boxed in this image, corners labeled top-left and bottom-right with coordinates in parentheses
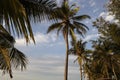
top-left (0, 32), bottom-right (14, 48)
top-left (74, 21), bottom-right (89, 30)
top-left (0, 0), bottom-right (35, 43)
top-left (10, 48), bottom-right (27, 70)
top-left (47, 22), bottom-right (64, 33)
top-left (0, 48), bottom-right (12, 78)
top-left (19, 0), bottom-right (57, 22)
top-left (72, 15), bottom-right (91, 21)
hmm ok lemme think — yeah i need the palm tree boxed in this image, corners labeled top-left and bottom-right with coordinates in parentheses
top-left (88, 40), bottom-right (120, 80)
top-left (0, 0), bottom-right (56, 43)
top-left (69, 40), bottom-right (89, 80)
top-left (0, 27), bottom-right (27, 78)
top-left (47, 1), bottom-right (90, 80)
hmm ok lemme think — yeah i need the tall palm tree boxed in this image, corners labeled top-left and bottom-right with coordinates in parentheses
top-left (0, 0), bottom-right (56, 43)
top-left (0, 27), bottom-right (27, 78)
top-left (47, 1), bottom-right (90, 80)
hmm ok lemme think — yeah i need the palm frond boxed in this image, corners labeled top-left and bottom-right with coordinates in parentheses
top-left (0, 0), bottom-right (35, 43)
top-left (10, 48), bottom-right (27, 70)
top-left (47, 22), bottom-right (63, 33)
top-left (52, 8), bottom-right (66, 20)
top-left (72, 15), bottom-right (91, 21)
top-left (74, 21), bottom-right (89, 30)
top-left (0, 48), bottom-right (12, 78)
top-left (0, 32), bottom-right (14, 48)
top-left (19, 0), bottom-right (57, 22)
top-left (0, 24), bottom-right (10, 34)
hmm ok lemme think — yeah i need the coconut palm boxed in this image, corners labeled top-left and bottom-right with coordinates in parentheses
top-left (0, 0), bottom-right (56, 43)
top-left (87, 40), bottom-right (120, 80)
top-left (47, 1), bottom-right (90, 80)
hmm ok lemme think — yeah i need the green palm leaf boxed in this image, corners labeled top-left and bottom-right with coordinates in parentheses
top-left (0, 48), bottom-right (12, 78)
top-left (10, 48), bottom-right (27, 70)
top-left (72, 15), bottom-right (91, 21)
top-left (0, 0), bottom-right (35, 43)
top-left (19, 0), bottom-right (57, 21)
top-left (74, 21), bottom-right (89, 30)
top-left (47, 22), bottom-right (63, 33)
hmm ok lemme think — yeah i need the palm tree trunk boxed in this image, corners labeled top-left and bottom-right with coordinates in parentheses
top-left (80, 64), bottom-right (82, 80)
top-left (64, 32), bottom-right (69, 80)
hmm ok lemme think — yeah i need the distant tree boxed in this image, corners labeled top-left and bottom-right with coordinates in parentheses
top-left (107, 0), bottom-right (120, 22)
top-left (86, 18), bottom-right (120, 79)
top-left (47, 1), bottom-right (90, 80)
top-left (87, 39), bottom-right (120, 80)
top-left (93, 18), bottom-right (120, 45)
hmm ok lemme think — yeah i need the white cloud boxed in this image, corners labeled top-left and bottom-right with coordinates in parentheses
top-left (83, 34), bottom-right (100, 42)
top-left (15, 32), bottom-right (59, 46)
top-left (99, 12), bottom-right (115, 22)
top-left (0, 55), bottom-right (80, 80)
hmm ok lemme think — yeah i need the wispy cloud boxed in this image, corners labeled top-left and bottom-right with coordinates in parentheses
top-left (0, 55), bottom-right (80, 80)
top-left (83, 34), bottom-right (100, 42)
top-left (89, 0), bottom-right (96, 7)
top-left (15, 32), bottom-right (61, 47)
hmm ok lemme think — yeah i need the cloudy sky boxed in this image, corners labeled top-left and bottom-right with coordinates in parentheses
top-left (0, 0), bottom-right (113, 80)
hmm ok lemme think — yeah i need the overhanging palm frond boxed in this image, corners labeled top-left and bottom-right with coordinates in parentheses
top-left (0, 48), bottom-right (12, 78)
top-left (0, 33), bottom-right (14, 48)
top-left (0, 29), bottom-right (27, 78)
top-left (0, 0), bottom-right (35, 43)
top-left (10, 48), bottom-right (27, 70)
top-left (19, 0), bottom-right (57, 22)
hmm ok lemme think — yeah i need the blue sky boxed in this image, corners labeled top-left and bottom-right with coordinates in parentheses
top-left (0, 0), bottom-right (115, 80)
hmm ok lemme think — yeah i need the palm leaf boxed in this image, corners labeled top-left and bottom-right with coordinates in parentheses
top-left (10, 48), bottom-right (27, 70)
top-left (19, 0), bottom-right (57, 22)
top-left (74, 21), bottom-right (89, 30)
top-left (0, 33), bottom-right (14, 48)
top-left (0, 0), bottom-right (35, 43)
top-left (72, 15), bottom-right (91, 21)
top-left (47, 22), bottom-right (63, 33)
top-left (0, 48), bottom-right (12, 78)
top-left (0, 24), bottom-right (10, 34)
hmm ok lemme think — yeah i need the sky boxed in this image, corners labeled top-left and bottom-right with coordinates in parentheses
top-left (0, 0), bottom-right (114, 80)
